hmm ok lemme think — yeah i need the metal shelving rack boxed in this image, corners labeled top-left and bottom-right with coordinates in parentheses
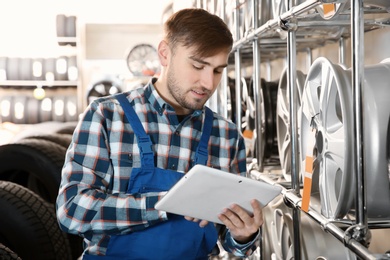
top-left (197, 0), bottom-right (390, 259)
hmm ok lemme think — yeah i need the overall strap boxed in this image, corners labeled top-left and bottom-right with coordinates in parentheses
top-left (116, 93), bottom-right (154, 168)
top-left (194, 107), bottom-right (213, 165)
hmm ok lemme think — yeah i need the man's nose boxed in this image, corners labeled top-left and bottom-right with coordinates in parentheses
top-left (200, 70), bottom-right (215, 90)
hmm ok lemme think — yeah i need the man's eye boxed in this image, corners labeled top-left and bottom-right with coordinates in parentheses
top-left (193, 65), bottom-right (204, 70)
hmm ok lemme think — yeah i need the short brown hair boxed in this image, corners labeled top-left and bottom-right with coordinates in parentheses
top-left (164, 8), bottom-right (233, 58)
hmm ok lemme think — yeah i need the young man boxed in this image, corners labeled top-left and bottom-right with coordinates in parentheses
top-left (56, 8), bottom-right (263, 259)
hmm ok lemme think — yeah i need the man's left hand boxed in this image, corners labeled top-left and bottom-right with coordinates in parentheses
top-left (218, 199), bottom-right (263, 244)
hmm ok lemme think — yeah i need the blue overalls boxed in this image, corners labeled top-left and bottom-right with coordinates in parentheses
top-left (83, 93), bottom-right (218, 260)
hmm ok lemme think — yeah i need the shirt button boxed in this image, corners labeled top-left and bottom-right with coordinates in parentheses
top-left (171, 164), bottom-right (176, 169)
top-left (175, 131), bottom-right (180, 135)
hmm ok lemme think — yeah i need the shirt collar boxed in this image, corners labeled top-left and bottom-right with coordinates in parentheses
top-left (144, 77), bottom-right (203, 117)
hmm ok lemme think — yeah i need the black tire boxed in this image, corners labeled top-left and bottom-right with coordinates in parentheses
top-left (0, 181), bottom-right (72, 260)
top-left (44, 58), bottom-right (56, 81)
top-left (0, 57), bottom-right (7, 78)
top-left (52, 96), bottom-right (66, 122)
top-left (55, 56), bottom-right (68, 81)
top-left (0, 134), bottom-right (84, 259)
top-left (261, 79), bottom-right (279, 159)
top-left (55, 121), bottom-right (78, 135)
top-left (0, 138), bottom-right (66, 203)
top-left (0, 243), bottom-right (21, 260)
top-left (11, 96), bottom-right (28, 124)
top-left (19, 57), bottom-right (32, 80)
top-left (86, 76), bottom-right (122, 105)
top-left (65, 96), bottom-right (79, 122)
top-left (39, 97), bottom-right (53, 122)
top-left (56, 14), bottom-right (66, 37)
top-left (67, 56), bottom-right (78, 81)
top-left (65, 16), bottom-right (76, 37)
top-left (23, 133), bottom-right (73, 149)
top-left (65, 16), bottom-right (77, 47)
top-left (32, 58), bottom-right (45, 80)
top-left (20, 135), bottom-right (84, 260)
top-left (56, 14), bottom-right (67, 46)
top-left (6, 57), bottom-right (19, 80)
top-left (26, 96), bottom-right (40, 124)
top-left (10, 121), bottom-right (75, 142)
top-left (0, 96), bottom-right (13, 123)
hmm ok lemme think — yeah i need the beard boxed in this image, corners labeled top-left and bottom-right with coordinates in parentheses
top-left (166, 69), bottom-right (207, 111)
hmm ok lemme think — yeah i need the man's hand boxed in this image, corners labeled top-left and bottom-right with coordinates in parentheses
top-left (184, 216), bottom-right (209, 227)
top-left (218, 199), bottom-right (263, 244)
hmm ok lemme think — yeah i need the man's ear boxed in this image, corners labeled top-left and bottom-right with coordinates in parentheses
top-left (157, 40), bottom-right (170, 67)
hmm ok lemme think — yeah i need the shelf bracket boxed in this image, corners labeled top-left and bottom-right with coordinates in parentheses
top-left (278, 16), bottom-right (298, 32)
top-left (344, 224), bottom-right (372, 249)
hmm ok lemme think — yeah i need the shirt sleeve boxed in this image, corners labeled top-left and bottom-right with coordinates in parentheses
top-left (223, 229), bottom-right (260, 257)
top-left (218, 131), bottom-right (260, 257)
top-left (55, 100), bottom-right (167, 237)
top-left (216, 223), bottom-right (260, 257)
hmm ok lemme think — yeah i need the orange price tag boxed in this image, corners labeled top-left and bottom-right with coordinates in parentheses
top-left (322, 3), bottom-right (336, 19)
top-left (301, 129), bottom-right (316, 212)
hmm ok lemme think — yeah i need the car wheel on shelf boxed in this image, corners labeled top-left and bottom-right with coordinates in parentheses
top-left (0, 57), bottom-right (7, 80)
top-left (52, 96), bottom-right (66, 122)
top-left (0, 96), bottom-right (13, 123)
top-left (67, 55), bottom-right (78, 81)
top-left (39, 97), bottom-right (53, 122)
top-left (44, 57), bottom-right (56, 81)
top-left (359, 59), bottom-right (390, 218)
top-left (261, 78), bottom-right (279, 160)
top-left (276, 68), bottom-right (306, 182)
top-left (11, 96), bottom-right (28, 124)
top-left (241, 77), bottom-right (256, 133)
top-left (86, 76), bottom-right (122, 105)
top-left (32, 58), bottom-right (45, 80)
top-left (25, 97), bottom-right (40, 124)
top-left (299, 57), bottom-right (354, 219)
top-left (270, 209), bottom-right (293, 260)
top-left (263, 195), bottom-right (358, 259)
top-left (66, 15), bottom-right (77, 37)
top-left (226, 77), bottom-right (239, 125)
top-left (5, 57), bottom-right (19, 80)
top-left (301, 57), bottom-right (390, 220)
top-left (19, 57), bottom-right (32, 81)
top-left (126, 43), bottom-right (160, 77)
top-left (248, 78), bottom-right (279, 165)
top-left (56, 14), bottom-right (66, 37)
top-left (55, 56), bottom-right (68, 81)
top-left (65, 95), bottom-right (79, 122)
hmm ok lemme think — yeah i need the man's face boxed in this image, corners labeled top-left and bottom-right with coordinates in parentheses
top-left (165, 44), bottom-right (229, 115)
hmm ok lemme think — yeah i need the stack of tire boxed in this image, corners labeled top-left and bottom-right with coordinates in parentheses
top-left (0, 121), bottom-right (83, 259)
top-left (56, 14), bottom-right (77, 47)
top-left (0, 56), bottom-right (78, 124)
top-left (0, 56), bottom-right (78, 82)
top-left (0, 91), bottom-right (79, 124)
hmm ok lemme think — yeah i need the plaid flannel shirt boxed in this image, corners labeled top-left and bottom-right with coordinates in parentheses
top-left (56, 78), bottom-right (259, 257)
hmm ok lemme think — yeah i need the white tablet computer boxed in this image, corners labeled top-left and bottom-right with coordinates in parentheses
top-left (155, 164), bottom-right (282, 224)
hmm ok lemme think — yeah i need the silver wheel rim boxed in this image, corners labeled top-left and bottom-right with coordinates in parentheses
top-left (300, 57), bottom-right (354, 219)
top-left (276, 68), bottom-right (306, 181)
